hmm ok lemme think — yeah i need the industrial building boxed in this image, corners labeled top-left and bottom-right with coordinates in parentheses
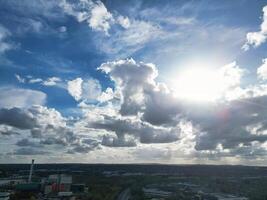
top-left (0, 160), bottom-right (88, 200)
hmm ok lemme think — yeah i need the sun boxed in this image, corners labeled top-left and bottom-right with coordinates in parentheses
top-left (173, 68), bottom-right (224, 102)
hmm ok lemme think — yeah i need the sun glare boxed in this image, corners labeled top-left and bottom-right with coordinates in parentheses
top-left (174, 68), bottom-right (224, 102)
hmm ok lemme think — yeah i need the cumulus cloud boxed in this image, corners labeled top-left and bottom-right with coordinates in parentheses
top-left (243, 5), bottom-right (267, 50)
top-left (28, 105), bottom-right (66, 128)
top-left (6, 57), bottom-right (267, 162)
top-left (67, 139), bottom-right (99, 154)
top-left (0, 105), bottom-right (72, 155)
top-left (89, 114), bottom-right (181, 146)
top-left (142, 85), bottom-right (181, 125)
top-left (0, 108), bottom-right (36, 129)
top-left (98, 59), bottom-right (158, 116)
top-left (98, 59), bottom-right (183, 125)
top-left (97, 87), bottom-right (115, 103)
top-left (95, 58), bottom-right (267, 158)
top-left (187, 95), bottom-right (267, 151)
top-left (100, 59), bottom-right (245, 123)
top-left (219, 61), bottom-right (244, 89)
top-left (0, 105), bottom-right (65, 131)
top-left (0, 125), bottom-right (19, 136)
top-left (0, 105), bottom-right (99, 155)
top-left (8, 59), bottom-right (267, 161)
top-left (0, 87), bottom-right (46, 109)
top-left (88, 1), bottom-right (113, 34)
top-left (193, 142), bottom-right (267, 161)
top-left (67, 78), bottom-right (83, 101)
top-left (67, 77), bottom-right (102, 102)
top-left (4, 1), bottom-right (266, 163)
top-left (16, 75), bottom-right (103, 101)
top-left (82, 78), bottom-right (102, 101)
top-left (101, 135), bottom-right (136, 147)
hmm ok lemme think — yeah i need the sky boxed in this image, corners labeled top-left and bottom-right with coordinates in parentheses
top-left (1, 0), bottom-right (267, 164)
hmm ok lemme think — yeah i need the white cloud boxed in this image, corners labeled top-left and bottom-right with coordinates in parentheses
top-left (98, 20), bottom-right (162, 55)
top-left (60, 0), bottom-right (132, 35)
top-left (7, 57), bottom-right (267, 163)
top-left (82, 78), bottom-right (102, 101)
top-left (67, 77), bottom-right (102, 102)
top-left (219, 61), bottom-right (244, 89)
top-left (96, 58), bottom-right (267, 157)
top-left (116, 16), bottom-right (130, 29)
top-left (118, 20), bottom-right (161, 47)
top-left (97, 87), bottom-right (115, 103)
top-left (98, 58), bottom-right (158, 116)
top-left (60, 0), bottom-right (120, 35)
top-left (0, 104), bottom-right (100, 156)
top-left (15, 75), bottom-right (62, 86)
top-left (28, 105), bottom-right (66, 128)
top-left (67, 78), bottom-right (83, 101)
top-left (42, 77), bottom-right (61, 86)
top-left (101, 134), bottom-right (136, 147)
top-left (88, 1), bottom-right (113, 34)
top-left (0, 87), bottom-right (46, 109)
top-left (0, 25), bottom-right (13, 53)
top-left (29, 78), bottom-right (43, 84)
top-left (243, 5), bottom-right (267, 50)
top-left (90, 115), bottom-right (181, 145)
top-left (15, 74), bottom-right (25, 83)
top-left (257, 58), bottom-right (267, 80)
top-left (0, 125), bottom-right (19, 136)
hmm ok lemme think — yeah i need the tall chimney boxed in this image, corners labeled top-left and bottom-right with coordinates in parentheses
top-left (28, 159), bottom-right (34, 183)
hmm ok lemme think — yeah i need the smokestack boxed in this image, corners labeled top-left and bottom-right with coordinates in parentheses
top-left (28, 159), bottom-right (34, 183)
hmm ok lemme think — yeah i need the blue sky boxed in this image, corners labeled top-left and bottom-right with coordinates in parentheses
top-left (1, 0), bottom-right (267, 164)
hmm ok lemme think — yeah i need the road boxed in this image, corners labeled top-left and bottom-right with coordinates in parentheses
top-left (117, 188), bottom-right (131, 200)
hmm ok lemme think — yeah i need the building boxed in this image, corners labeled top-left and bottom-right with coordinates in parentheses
top-left (45, 174), bottom-right (72, 194)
